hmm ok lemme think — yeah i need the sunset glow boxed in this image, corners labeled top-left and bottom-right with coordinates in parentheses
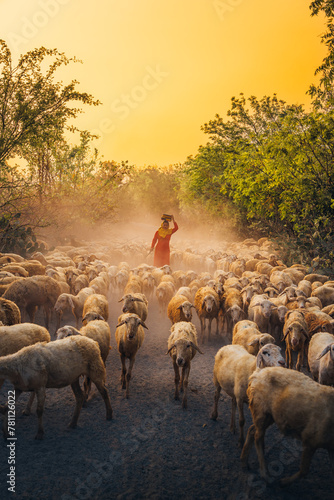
top-left (0, 0), bottom-right (327, 166)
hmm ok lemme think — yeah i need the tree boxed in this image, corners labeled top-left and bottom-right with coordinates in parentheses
top-left (0, 39), bottom-right (100, 167)
top-left (309, 1), bottom-right (334, 107)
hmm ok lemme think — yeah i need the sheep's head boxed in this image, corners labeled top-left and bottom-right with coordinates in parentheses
top-left (177, 301), bottom-right (194, 321)
top-left (116, 314), bottom-right (148, 340)
top-left (226, 304), bottom-right (246, 323)
top-left (256, 344), bottom-right (285, 369)
top-left (56, 325), bottom-right (80, 340)
top-left (82, 312), bottom-right (105, 325)
top-left (166, 339), bottom-right (203, 365)
top-left (201, 294), bottom-right (217, 313)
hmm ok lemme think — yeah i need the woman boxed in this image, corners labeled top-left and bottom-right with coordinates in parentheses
top-left (150, 215), bottom-right (178, 267)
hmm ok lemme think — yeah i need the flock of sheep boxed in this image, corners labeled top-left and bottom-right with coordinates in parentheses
top-left (0, 234), bottom-right (334, 487)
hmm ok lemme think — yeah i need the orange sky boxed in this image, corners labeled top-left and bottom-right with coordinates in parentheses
top-left (0, 0), bottom-right (327, 167)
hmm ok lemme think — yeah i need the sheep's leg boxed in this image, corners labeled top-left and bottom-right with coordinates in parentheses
top-left (23, 391), bottom-right (35, 416)
top-left (92, 380), bottom-right (113, 420)
top-left (296, 348), bottom-right (303, 372)
top-left (237, 399), bottom-right (245, 447)
top-left (280, 445), bottom-right (315, 486)
top-left (83, 376), bottom-right (92, 401)
top-left (172, 361), bottom-right (180, 400)
top-left (208, 318), bottom-right (212, 341)
top-left (253, 414), bottom-right (273, 480)
top-left (181, 364), bottom-right (190, 409)
top-left (120, 354), bottom-right (127, 389)
top-left (215, 316), bottom-right (219, 336)
top-left (2, 389), bottom-right (22, 439)
top-left (211, 384), bottom-right (221, 420)
top-left (200, 317), bottom-right (205, 343)
top-left (26, 304), bottom-right (37, 323)
top-left (69, 379), bottom-right (85, 429)
top-left (285, 344), bottom-right (292, 369)
top-left (230, 396), bottom-right (237, 434)
top-left (240, 424), bottom-right (255, 468)
top-left (35, 387), bottom-right (46, 440)
top-left (254, 426), bottom-right (268, 480)
top-left (43, 305), bottom-right (50, 329)
top-left (125, 355), bottom-right (136, 399)
top-left (55, 312), bottom-right (62, 336)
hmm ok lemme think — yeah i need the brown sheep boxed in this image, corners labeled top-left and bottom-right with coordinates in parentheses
top-left (194, 286), bottom-right (220, 343)
top-left (3, 276), bottom-right (61, 329)
top-left (0, 297), bottom-right (21, 325)
top-left (115, 313), bottom-right (148, 398)
top-left (283, 310), bottom-right (309, 371)
top-left (166, 321), bottom-right (203, 408)
top-left (167, 294), bottom-right (195, 324)
top-left (82, 293), bottom-right (109, 325)
top-left (241, 367), bottom-right (334, 485)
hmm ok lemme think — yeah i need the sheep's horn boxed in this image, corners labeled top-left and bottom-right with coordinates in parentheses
top-left (166, 344), bottom-right (176, 355)
top-left (190, 341), bottom-right (204, 354)
top-left (118, 297), bottom-right (125, 303)
top-left (316, 344), bottom-right (333, 360)
top-left (139, 320), bottom-right (148, 330)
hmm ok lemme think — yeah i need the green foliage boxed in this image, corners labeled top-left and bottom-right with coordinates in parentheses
top-left (180, 92), bottom-right (334, 270)
top-left (0, 40), bottom-right (100, 166)
top-left (119, 165), bottom-right (182, 220)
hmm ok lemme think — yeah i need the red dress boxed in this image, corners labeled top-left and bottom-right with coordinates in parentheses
top-left (151, 222), bottom-right (178, 267)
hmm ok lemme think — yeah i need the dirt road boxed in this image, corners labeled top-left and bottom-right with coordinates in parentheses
top-left (0, 282), bottom-right (333, 500)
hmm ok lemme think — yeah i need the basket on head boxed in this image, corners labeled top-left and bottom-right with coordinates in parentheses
top-left (161, 214), bottom-right (172, 222)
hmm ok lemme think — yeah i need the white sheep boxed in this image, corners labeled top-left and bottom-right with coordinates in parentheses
top-left (115, 313), bottom-right (148, 398)
top-left (211, 344), bottom-right (285, 446)
top-left (82, 293), bottom-right (109, 325)
top-left (166, 321), bottom-right (203, 408)
top-left (247, 294), bottom-right (277, 333)
top-left (308, 332), bottom-right (334, 385)
top-left (56, 319), bottom-right (111, 400)
top-left (0, 336), bottom-right (112, 439)
top-left (241, 366), bottom-right (334, 485)
top-left (155, 281), bottom-right (175, 315)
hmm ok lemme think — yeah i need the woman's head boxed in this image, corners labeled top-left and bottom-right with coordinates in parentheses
top-left (162, 219), bottom-right (169, 229)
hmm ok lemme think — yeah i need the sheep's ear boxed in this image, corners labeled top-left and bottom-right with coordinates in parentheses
top-left (116, 320), bottom-right (126, 328)
top-left (190, 341), bottom-right (204, 354)
top-left (316, 344), bottom-right (332, 360)
top-left (191, 304), bottom-right (195, 309)
top-left (283, 328), bottom-right (291, 340)
top-left (166, 344), bottom-right (176, 355)
top-left (256, 353), bottom-right (264, 368)
top-left (118, 297), bottom-right (125, 303)
top-left (249, 338), bottom-right (259, 346)
top-left (139, 320), bottom-right (148, 330)
top-left (201, 299), bottom-right (206, 308)
top-left (133, 297), bottom-right (144, 302)
top-left (177, 304), bottom-right (183, 310)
